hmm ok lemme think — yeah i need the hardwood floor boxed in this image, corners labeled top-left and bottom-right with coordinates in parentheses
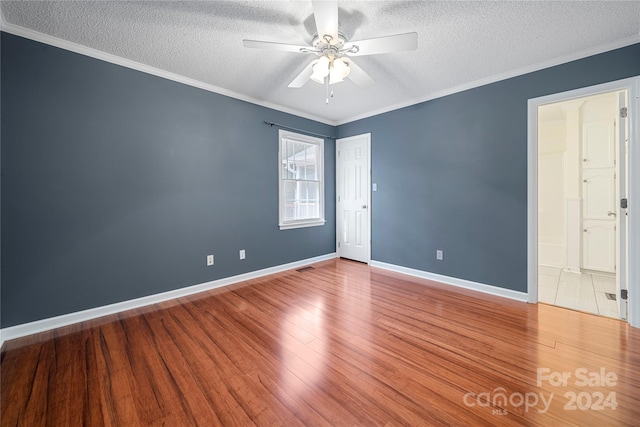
top-left (2, 258), bottom-right (639, 426)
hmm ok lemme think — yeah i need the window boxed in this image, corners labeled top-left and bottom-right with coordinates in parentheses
top-left (279, 130), bottom-right (325, 230)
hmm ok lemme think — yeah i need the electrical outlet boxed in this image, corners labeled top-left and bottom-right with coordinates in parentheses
top-left (436, 250), bottom-right (444, 261)
top-left (207, 255), bottom-right (214, 266)
top-left (372, 183), bottom-right (377, 191)
top-left (239, 249), bottom-right (246, 260)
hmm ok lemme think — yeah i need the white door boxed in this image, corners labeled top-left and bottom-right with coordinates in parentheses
top-left (582, 120), bottom-right (616, 272)
top-left (336, 134), bottom-right (371, 263)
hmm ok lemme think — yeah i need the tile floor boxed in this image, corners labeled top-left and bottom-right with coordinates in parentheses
top-left (538, 266), bottom-right (620, 319)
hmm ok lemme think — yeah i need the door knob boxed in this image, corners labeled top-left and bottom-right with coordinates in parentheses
top-left (607, 211), bottom-right (617, 217)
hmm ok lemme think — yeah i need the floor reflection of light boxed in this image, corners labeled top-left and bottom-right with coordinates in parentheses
top-left (279, 299), bottom-right (327, 398)
top-left (339, 275), bottom-right (373, 373)
top-left (339, 275), bottom-right (372, 339)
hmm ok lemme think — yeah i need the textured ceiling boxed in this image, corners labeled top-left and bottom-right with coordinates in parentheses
top-left (1, 1), bottom-right (639, 124)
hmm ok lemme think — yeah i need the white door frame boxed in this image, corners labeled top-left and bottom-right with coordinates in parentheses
top-left (527, 76), bottom-right (640, 328)
top-left (336, 133), bottom-right (372, 263)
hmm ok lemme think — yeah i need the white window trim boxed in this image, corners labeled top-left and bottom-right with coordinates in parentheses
top-left (278, 129), bottom-right (326, 230)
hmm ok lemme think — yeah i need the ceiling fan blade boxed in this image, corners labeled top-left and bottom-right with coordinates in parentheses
top-left (343, 58), bottom-right (374, 88)
top-left (243, 39), bottom-right (308, 53)
top-left (312, 0), bottom-right (338, 42)
top-left (344, 32), bottom-right (418, 56)
top-left (288, 61), bottom-right (316, 88)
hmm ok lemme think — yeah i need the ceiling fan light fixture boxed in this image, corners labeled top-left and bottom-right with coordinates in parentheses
top-left (310, 56), bottom-right (330, 83)
top-left (329, 58), bottom-right (350, 84)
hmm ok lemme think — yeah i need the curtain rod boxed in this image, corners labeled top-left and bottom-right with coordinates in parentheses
top-left (263, 121), bottom-right (336, 140)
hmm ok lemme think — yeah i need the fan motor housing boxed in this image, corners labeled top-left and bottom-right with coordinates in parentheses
top-left (311, 33), bottom-right (349, 56)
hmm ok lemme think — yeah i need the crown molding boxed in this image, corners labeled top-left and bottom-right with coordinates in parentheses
top-left (0, 22), bottom-right (338, 126)
top-left (337, 34), bottom-right (640, 125)
top-left (1, 19), bottom-right (637, 129)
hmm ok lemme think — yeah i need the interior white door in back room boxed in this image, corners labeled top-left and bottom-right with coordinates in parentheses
top-left (582, 120), bottom-right (616, 272)
top-left (336, 134), bottom-right (371, 263)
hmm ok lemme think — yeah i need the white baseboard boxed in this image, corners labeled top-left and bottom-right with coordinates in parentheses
top-left (0, 253), bottom-right (337, 349)
top-left (370, 260), bottom-right (529, 303)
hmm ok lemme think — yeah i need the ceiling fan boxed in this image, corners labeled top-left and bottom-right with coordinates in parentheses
top-left (242, 0), bottom-right (418, 103)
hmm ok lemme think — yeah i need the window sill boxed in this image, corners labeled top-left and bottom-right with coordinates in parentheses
top-left (279, 220), bottom-right (326, 230)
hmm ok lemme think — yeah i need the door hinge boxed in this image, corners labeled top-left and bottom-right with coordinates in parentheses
top-left (621, 289), bottom-right (628, 300)
top-left (620, 107), bottom-right (628, 118)
top-left (338, 241), bottom-right (340, 248)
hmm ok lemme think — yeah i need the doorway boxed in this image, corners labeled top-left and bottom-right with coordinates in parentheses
top-left (336, 133), bottom-right (371, 263)
top-left (537, 91), bottom-right (626, 318)
top-left (528, 77), bottom-right (639, 327)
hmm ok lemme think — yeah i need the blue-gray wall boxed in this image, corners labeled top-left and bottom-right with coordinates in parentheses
top-left (1, 32), bottom-right (336, 327)
top-left (338, 43), bottom-right (640, 293)
top-left (2, 30), bottom-right (638, 329)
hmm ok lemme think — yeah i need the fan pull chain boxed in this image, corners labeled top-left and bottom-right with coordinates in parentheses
top-left (325, 75), bottom-right (330, 104)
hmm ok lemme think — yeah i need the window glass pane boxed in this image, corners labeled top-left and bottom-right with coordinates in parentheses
top-left (304, 163), bottom-right (317, 181)
top-left (305, 181), bottom-right (319, 218)
top-left (295, 141), bottom-right (307, 179)
top-left (298, 181), bottom-right (307, 219)
top-left (283, 180), bottom-right (296, 221)
top-left (282, 180), bottom-right (320, 221)
top-left (286, 140), bottom-right (296, 179)
top-left (306, 181), bottom-right (318, 219)
top-left (300, 150), bottom-right (308, 180)
top-left (305, 144), bottom-right (317, 180)
top-left (283, 180), bottom-right (296, 202)
top-left (281, 140), bottom-right (286, 178)
top-left (307, 181), bottom-right (319, 200)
